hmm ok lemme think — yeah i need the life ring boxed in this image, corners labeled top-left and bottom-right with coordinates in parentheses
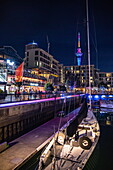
top-left (78, 136), bottom-right (92, 150)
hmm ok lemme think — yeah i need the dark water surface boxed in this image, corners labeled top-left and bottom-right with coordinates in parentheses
top-left (84, 119), bottom-right (113, 170)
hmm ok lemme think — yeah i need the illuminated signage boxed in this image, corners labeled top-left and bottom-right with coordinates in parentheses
top-left (30, 83), bottom-right (39, 86)
top-left (7, 59), bottom-right (14, 66)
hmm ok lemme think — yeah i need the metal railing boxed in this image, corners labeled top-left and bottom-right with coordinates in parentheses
top-left (0, 93), bottom-right (57, 103)
top-left (0, 91), bottom-right (83, 104)
top-left (0, 92), bottom-right (75, 104)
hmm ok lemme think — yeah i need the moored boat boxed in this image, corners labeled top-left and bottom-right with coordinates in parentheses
top-left (100, 100), bottom-right (113, 109)
top-left (37, 0), bottom-right (100, 168)
top-left (38, 98), bottom-right (100, 170)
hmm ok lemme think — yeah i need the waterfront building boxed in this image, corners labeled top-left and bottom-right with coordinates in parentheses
top-left (0, 46), bottom-right (23, 66)
top-left (0, 60), bottom-right (7, 91)
top-left (63, 65), bottom-right (99, 92)
top-left (0, 46), bottom-right (23, 92)
top-left (58, 64), bottom-right (65, 84)
top-left (22, 69), bottom-right (47, 92)
top-left (98, 72), bottom-right (113, 92)
top-left (6, 69), bottom-right (47, 94)
top-left (24, 41), bottom-right (63, 85)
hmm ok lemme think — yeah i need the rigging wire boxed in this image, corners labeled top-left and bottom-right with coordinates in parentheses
top-left (91, 1), bottom-right (99, 69)
top-left (86, 0), bottom-right (92, 108)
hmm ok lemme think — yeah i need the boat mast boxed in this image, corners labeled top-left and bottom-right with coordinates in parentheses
top-left (86, 0), bottom-right (91, 108)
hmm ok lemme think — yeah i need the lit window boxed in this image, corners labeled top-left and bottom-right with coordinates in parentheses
top-left (71, 67), bottom-right (73, 70)
top-left (106, 73), bottom-right (111, 77)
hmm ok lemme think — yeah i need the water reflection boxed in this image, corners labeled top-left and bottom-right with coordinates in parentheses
top-left (99, 110), bottom-right (113, 126)
top-left (84, 109), bottom-right (113, 170)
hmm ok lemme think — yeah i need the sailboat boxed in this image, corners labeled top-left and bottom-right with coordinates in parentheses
top-left (100, 100), bottom-right (113, 109)
top-left (37, 0), bottom-right (100, 169)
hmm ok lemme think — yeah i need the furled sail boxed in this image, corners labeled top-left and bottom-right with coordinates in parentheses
top-left (67, 98), bottom-right (88, 137)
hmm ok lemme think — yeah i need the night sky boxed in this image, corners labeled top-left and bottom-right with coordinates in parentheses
top-left (0, 0), bottom-right (113, 72)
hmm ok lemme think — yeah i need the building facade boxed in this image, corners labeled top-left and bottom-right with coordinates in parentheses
top-left (24, 42), bottom-right (63, 85)
top-left (99, 72), bottom-right (113, 89)
top-left (0, 46), bottom-right (23, 92)
top-left (63, 65), bottom-right (100, 92)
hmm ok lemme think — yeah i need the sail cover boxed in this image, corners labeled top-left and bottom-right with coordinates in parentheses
top-left (67, 98), bottom-right (88, 137)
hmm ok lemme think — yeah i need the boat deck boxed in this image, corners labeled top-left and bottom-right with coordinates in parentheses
top-left (42, 110), bottom-right (100, 170)
top-left (0, 107), bottom-right (80, 170)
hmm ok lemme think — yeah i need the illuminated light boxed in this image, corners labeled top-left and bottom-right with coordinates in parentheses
top-left (88, 95), bottom-right (92, 99)
top-left (30, 83), bottom-right (39, 86)
top-left (77, 58), bottom-right (81, 66)
top-left (78, 42), bottom-right (80, 48)
top-left (7, 59), bottom-right (14, 65)
top-left (94, 95), bottom-right (99, 99)
top-left (23, 77), bottom-right (45, 82)
top-left (106, 119), bottom-right (111, 125)
top-left (61, 96), bottom-right (65, 99)
top-left (0, 94), bottom-right (83, 108)
top-left (78, 48), bottom-right (81, 53)
top-left (109, 95), bottom-right (113, 98)
top-left (101, 95), bottom-right (106, 98)
top-left (0, 60), bottom-right (4, 63)
top-left (75, 32), bottom-right (83, 66)
top-left (106, 73), bottom-right (111, 77)
top-left (51, 74), bottom-right (58, 77)
top-left (28, 41), bottom-right (38, 45)
top-left (66, 96), bottom-right (71, 98)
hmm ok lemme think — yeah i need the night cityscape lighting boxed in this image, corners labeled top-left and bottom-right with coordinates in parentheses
top-left (0, 0), bottom-right (113, 72)
top-left (0, 1), bottom-right (113, 169)
top-left (75, 32), bottom-right (83, 66)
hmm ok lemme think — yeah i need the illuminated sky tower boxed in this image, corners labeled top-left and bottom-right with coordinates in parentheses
top-left (75, 32), bottom-right (83, 65)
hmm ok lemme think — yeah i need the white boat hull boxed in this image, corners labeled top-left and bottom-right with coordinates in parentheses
top-left (38, 109), bottom-right (100, 170)
top-left (100, 101), bottom-right (113, 109)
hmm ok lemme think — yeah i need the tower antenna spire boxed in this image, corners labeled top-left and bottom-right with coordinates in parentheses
top-left (47, 35), bottom-right (50, 54)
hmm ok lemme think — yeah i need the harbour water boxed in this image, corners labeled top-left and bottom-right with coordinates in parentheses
top-left (84, 111), bottom-right (113, 170)
top-left (17, 111), bottom-right (113, 170)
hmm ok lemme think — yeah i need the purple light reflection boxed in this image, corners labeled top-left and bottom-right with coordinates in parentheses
top-left (0, 94), bottom-right (82, 108)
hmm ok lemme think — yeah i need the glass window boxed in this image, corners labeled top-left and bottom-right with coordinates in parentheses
top-left (40, 51), bottom-right (43, 56)
top-left (35, 57), bottom-right (38, 60)
top-left (27, 52), bottom-right (29, 56)
top-left (35, 51), bottom-right (38, 55)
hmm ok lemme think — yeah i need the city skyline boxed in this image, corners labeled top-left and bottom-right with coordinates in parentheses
top-left (0, 0), bottom-right (113, 72)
